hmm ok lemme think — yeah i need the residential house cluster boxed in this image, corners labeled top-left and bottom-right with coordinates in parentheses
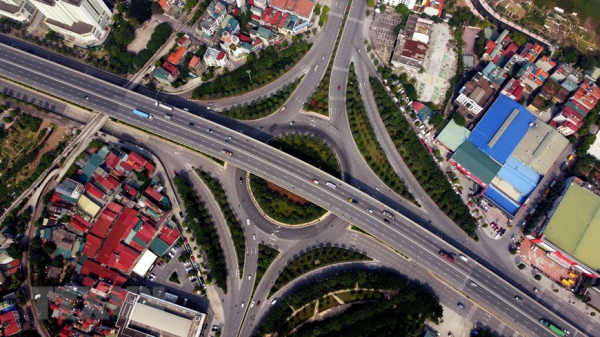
top-left (391, 14), bottom-right (434, 71)
top-left (157, 0), bottom-right (187, 16)
top-left (0, 309), bottom-right (22, 336)
top-left (249, 0), bottom-right (315, 35)
top-left (36, 142), bottom-right (183, 335)
top-left (153, 34), bottom-right (205, 83)
top-left (461, 29), bottom-right (600, 138)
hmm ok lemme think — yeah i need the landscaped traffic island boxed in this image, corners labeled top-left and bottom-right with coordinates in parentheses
top-left (249, 134), bottom-right (342, 225)
top-left (258, 269), bottom-right (443, 336)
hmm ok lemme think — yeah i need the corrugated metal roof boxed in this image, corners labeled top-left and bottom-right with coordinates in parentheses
top-left (436, 120), bottom-right (471, 152)
top-left (511, 122), bottom-right (568, 175)
top-left (452, 141), bottom-right (501, 184)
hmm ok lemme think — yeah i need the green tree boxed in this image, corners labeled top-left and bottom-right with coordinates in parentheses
top-left (127, 0), bottom-right (153, 25)
top-left (453, 113), bottom-right (466, 126)
top-left (509, 32), bottom-right (527, 47)
top-left (6, 242), bottom-right (24, 259)
top-left (151, 1), bottom-right (164, 14)
top-left (405, 84), bottom-right (418, 101)
top-left (43, 241), bottom-right (57, 255)
top-left (429, 114), bottom-right (444, 129)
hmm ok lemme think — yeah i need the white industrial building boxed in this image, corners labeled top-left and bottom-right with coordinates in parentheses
top-left (0, 0), bottom-right (36, 23)
top-left (28, 0), bottom-right (111, 45)
top-left (131, 250), bottom-right (158, 277)
top-left (117, 292), bottom-right (206, 337)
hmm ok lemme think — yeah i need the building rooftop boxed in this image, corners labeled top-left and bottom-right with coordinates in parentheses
top-left (167, 46), bottom-right (187, 65)
top-left (511, 122), bottom-right (568, 175)
top-left (468, 94), bottom-right (536, 164)
top-left (452, 141), bottom-right (501, 184)
top-left (117, 292), bottom-right (205, 337)
top-left (543, 182), bottom-right (600, 271)
top-left (436, 119), bottom-right (471, 152)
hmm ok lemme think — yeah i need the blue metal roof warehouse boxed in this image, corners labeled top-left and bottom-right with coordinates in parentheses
top-left (468, 94), bottom-right (536, 164)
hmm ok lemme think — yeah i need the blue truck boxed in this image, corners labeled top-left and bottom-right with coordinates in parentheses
top-left (133, 109), bottom-right (153, 120)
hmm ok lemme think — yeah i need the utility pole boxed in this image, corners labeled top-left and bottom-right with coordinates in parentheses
top-left (246, 70), bottom-right (252, 83)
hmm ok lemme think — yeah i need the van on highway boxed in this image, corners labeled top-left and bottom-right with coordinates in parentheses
top-left (164, 114), bottom-right (172, 120)
top-left (326, 181), bottom-right (336, 189)
top-left (459, 254), bottom-right (468, 262)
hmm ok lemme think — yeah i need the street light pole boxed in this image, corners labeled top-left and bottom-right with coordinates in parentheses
top-left (246, 70), bottom-right (252, 83)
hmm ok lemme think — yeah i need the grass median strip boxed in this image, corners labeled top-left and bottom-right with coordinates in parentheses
top-left (304, 0), bottom-right (353, 116)
top-left (173, 175), bottom-right (228, 293)
top-left (269, 247), bottom-right (371, 296)
top-left (195, 169), bottom-right (245, 278)
top-left (221, 77), bottom-right (302, 120)
top-left (346, 64), bottom-right (416, 204)
top-left (192, 42), bottom-right (311, 99)
top-left (369, 77), bottom-right (478, 240)
top-left (254, 244), bottom-right (280, 295)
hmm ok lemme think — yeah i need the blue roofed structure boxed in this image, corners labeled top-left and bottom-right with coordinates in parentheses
top-left (468, 94), bottom-right (536, 164)
top-left (484, 185), bottom-right (520, 215)
top-left (496, 156), bottom-right (540, 196)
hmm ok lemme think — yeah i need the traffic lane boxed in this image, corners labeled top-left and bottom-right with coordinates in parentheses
top-left (0, 37), bottom-right (128, 87)
top-left (0, 50), bottom-right (586, 335)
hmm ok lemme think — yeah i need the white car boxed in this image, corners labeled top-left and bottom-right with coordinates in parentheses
top-left (241, 302), bottom-right (245, 308)
top-left (312, 179), bottom-right (319, 184)
top-left (248, 274), bottom-right (251, 280)
top-left (253, 234), bottom-right (256, 240)
top-left (271, 299), bottom-right (277, 305)
top-left (366, 208), bottom-right (373, 213)
top-left (246, 219), bottom-right (250, 226)
top-left (250, 300), bottom-right (255, 308)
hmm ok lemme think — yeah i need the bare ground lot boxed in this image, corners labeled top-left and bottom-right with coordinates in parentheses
top-left (127, 19), bottom-right (161, 54)
top-left (370, 10), bottom-right (402, 66)
top-left (266, 181), bottom-right (310, 205)
top-left (462, 26), bottom-right (481, 68)
top-left (409, 23), bottom-right (457, 105)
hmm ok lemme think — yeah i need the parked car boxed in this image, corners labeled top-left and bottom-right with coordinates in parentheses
top-left (457, 303), bottom-right (465, 310)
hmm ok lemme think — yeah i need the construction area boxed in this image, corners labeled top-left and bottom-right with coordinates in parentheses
top-left (411, 23), bottom-right (457, 105)
top-left (369, 10), bottom-right (402, 66)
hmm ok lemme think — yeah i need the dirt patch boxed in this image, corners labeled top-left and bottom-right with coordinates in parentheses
top-left (127, 20), bottom-right (161, 54)
top-left (266, 181), bottom-right (310, 205)
top-left (14, 121), bottom-right (66, 184)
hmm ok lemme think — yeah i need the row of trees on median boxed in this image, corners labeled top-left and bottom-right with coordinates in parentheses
top-left (195, 169), bottom-right (245, 277)
top-left (221, 78), bottom-right (301, 120)
top-left (192, 42), bottom-right (311, 99)
top-left (173, 175), bottom-right (228, 292)
top-left (369, 77), bottom-right (478, 239)
top-left (346, 65), bottom-right (416, 204)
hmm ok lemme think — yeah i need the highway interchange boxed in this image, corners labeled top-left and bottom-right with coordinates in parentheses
top-left (0, 0), bottom-right (597, 335)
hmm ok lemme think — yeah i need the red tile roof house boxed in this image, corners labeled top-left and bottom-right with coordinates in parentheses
top-left (126, 151), bottom-right (148, 172)
top-left (0, 311), bottom-right (21, 336)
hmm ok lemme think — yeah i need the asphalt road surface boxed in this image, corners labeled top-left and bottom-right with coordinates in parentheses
top-left (1, 42), bottom-right (596, 337)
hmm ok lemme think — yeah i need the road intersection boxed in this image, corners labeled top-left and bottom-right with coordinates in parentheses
top-left (0, 2), bottom-right (596, 336)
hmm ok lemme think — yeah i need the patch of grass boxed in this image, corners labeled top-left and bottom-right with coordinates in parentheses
top-left (318, 294), bottom-right (340, 312)
top-left (169, 272), bottom-right (180, 284)
top-left (270, 247), bottom-right (371, 296)
top-left (288, 302), bottom-right (315, 329)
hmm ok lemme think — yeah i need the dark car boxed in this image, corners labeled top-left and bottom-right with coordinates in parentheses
top-left (383, 218), bottom-right (390, 223)
top-left (179, 211), bottom-right (184, 217)
top-left (239, 177), bottom-right (243, 184)
top-left (338, 85), bottom-right (341, 90)
top-left (439, 250), bottom-right (455, 263)
top-left (457, 303), bottom-right (465, 309)
top-left (189, 122), bottom-right (195, 126)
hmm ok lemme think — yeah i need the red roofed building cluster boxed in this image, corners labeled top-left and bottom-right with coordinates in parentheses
top-left (0, 311), bottom-right (21, 336)
top-left (552, 80), bottom-right (600, 136)
top-left (34, 142), bottom-right (178, 336)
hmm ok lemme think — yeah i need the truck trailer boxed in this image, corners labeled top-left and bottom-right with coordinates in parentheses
top-left (155, 101), bottom-right (173, 111)
top-left (540, 319), bottom-right (565, 336)
top-left (133, 109), bottom-right (153, 120)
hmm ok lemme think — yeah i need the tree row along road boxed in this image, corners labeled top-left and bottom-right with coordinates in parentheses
top-left (0, 44), bottom-right (590, 337)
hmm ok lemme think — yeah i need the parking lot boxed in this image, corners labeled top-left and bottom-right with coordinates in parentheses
top-left (149, 243), bottom-right (208, 310)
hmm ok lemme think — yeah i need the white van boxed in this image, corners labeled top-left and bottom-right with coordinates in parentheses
top-left (326, 181), bottom-right (336, 189)
top-left (459, 254), bottom-right (468, 262)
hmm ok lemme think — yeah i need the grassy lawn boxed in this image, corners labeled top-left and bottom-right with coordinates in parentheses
top-left (270, 247), bottom-right (371, 295)
top-left (168, 272), bottom-right (180, 284)
top-left (336, 290), bottom-right (382, 303)
top-left (318, 294), bottom-right (340, 312)
top-left (288, 302), bottom-right (315, 329)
